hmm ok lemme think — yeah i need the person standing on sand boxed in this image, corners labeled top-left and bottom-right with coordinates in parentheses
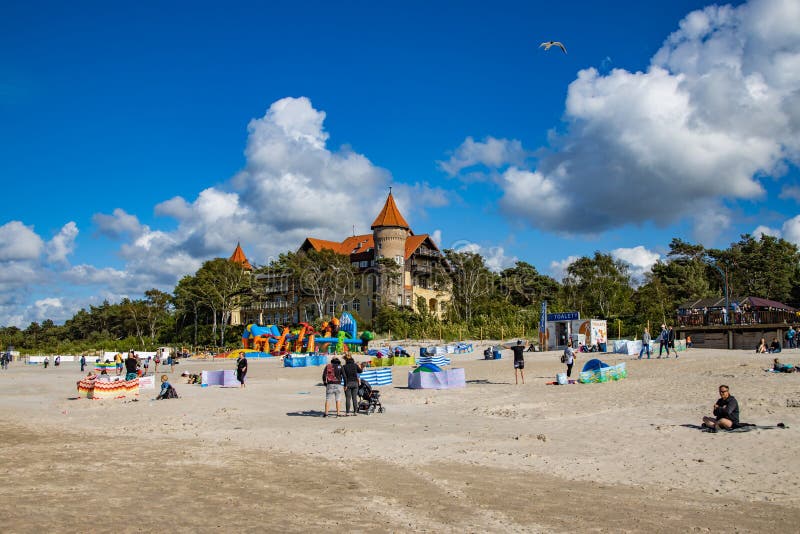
top-left (43, 356), bottom-right (49, 368)
top-left (510, 340), bottom-right (525, 385)
top-left (638, 327), bottom-right (651, 359)
top-left (341, 354), bottom-right (362, 416)
top-left (563, 340), bottom-right (577, 378)
top-left (322, 357), bottom-right (344, 417)
top-left (114, 352), bottom-right (123, 375)
top-left (80, 355), bottom-right (86, 372)
top-left (153, 349), bottom-right (160, 373)
top-left (124, 352), bottom-right (138, 380)
top-left (236, 353), bottom-right (248, 387)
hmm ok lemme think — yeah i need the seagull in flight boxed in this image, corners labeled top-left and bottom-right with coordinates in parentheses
top-left (540, 41), bottom-right (567, 54)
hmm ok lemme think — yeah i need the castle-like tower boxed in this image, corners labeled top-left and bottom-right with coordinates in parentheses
top-left (371, 190), bottom-right (411, 306)
top-left (371, 191), bottom-right (411, 262)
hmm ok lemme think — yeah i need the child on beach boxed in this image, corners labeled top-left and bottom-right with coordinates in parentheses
top-left (156, 374), bottom-right (178, 399)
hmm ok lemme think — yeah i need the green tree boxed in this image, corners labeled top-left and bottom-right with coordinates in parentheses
top-left (562, 252), bottom-right (634, 320)
top-left (443, 250), bottom-right (495, 323)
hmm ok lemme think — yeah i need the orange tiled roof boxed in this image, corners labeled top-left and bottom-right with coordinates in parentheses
top-left (371, 192), bottom-right (410, 229)
top-left (229, 242), bottom-right (253, 270)
top-left (404, 234), bottom-right (428, 260)
top-left (304, 235), bottom-right (374, 257)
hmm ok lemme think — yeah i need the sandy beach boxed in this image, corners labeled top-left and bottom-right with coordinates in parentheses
top-left (2, 345), bottom-right (799, 533)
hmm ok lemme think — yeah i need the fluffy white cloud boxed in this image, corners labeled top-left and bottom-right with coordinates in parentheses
top-left (92, 208), bottom-right (144, 239)
top-left (753, 225), bottom-right (781, 238)
top-left (46, 222), bottom-right (78, 264)
top-left (549, 255), bottom-right (579, 282)
top-left (778, 215), bottom-right (800, 244)
top-left (438, 136), bottom-right (528, 177)
top-left (0, 221), bottom-right (44, 261)
top-left (451, 240), bottom-right (518, 273)
top-left (454, 0), bottom-right (800, 238)
top-left (610, 246), bottom-right (661, 282)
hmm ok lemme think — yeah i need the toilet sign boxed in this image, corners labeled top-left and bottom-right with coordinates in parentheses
top-left (547, 311), bottom-right (579, 321)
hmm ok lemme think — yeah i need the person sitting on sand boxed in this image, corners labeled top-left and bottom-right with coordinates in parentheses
top-left (156, 374), bottom-right (178, 399)
top-left (756, 338), bottom-right (768, 353)
top-left (702, 385), bottom-right (739, 431)
top-left (768, 337), bottom-right (782, 354)
top-left (97, 369), bottom-right (111, 382)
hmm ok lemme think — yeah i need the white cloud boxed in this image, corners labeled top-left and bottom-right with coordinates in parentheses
top-left (92, 208), bottom-right (144, 239)
top-left (438, 136), bottom-right (528, 176)
top-left (452, 0), bottom-right (800, 237)
top-left (451, 240), bottom-right (517, 272)
top-left (549, 255), bottom-right (579, 282)
top-left (780, 215), bottom-right (800, 244)
top-left (753, 225), bottom-right (781, 238)
top-left (610, 246), bottom-right (661, 281)
top-left (0, 221), bottom-right (44, 261)
top-left (430, 230), bottom-right (443, 249)
top-left (46, 222), bottom-right (78, 264)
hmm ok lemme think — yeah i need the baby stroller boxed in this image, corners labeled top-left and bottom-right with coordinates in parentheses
top-left (357, 379), bottom-right (384, 415)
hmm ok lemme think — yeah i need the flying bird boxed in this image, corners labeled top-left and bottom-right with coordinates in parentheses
top-left (540, 41), bottom-right (567, 54)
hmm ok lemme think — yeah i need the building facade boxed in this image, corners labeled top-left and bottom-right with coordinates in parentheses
top-left (258, 192), bottom-right (450, 325)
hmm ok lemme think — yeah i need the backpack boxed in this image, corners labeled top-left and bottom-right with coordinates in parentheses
top-left (560, 352), bottom-right (567, 363)
top-left (325, 364), bottom-right (339, 384)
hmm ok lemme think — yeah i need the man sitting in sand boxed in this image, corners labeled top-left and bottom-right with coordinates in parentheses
top-left (702, 385), bottom-right (739, 432)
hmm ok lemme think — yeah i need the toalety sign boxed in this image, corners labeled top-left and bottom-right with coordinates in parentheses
top-left (546, 311), bottom-right (580, 321)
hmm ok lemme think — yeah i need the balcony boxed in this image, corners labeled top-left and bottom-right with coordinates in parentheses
top-left (678, 309), bottom-right (797, 327)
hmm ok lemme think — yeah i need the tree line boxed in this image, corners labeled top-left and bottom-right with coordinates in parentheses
top-left (2, 234), bottom-right (798, 354)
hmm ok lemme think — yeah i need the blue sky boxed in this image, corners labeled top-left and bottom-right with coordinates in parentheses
top-left (2, 0), bottom-right (799, 326)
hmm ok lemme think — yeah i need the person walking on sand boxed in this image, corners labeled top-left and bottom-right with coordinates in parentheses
top-left (638, 327), bottom-right (652, 359)
top-left (80, 355), bottom-right (86, 372)
top-left (702, 385), bottom-right (739, 432)
top-left (236, 353), bottom-right (248, 387)
top-left (322, 357), bottom-right (344, 417)
top-left (668, 326), bottom-right (678, 358)
top-left (153, 349), bottom-right (161, 373)
top-left (658, 324), bottom-right (670, 358)
top-left (510, 340), bottom-right (525, 385)
top-left (43, 356), bottom-right (49, 369)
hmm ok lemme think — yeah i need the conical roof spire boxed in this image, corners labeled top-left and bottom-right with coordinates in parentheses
top-left (229, 242), bottom-right (253, 271)
top-left (371, 191), bottom-right (410, 230)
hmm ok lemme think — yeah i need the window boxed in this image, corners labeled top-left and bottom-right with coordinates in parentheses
top-left (359, 260), bottom-right (368, 268)
top-left (353, 299), bottom-right (360, 312)
top-left (342, 302), bottom-right (349, 311)
top-left (327, 302), bottom-right (335, 314)
top-left (405, 296), bottom-right (411, 306)
top-left (397, 295), bottom-right (402, 306)
top-left (395, 255), bottom-right (404, 266)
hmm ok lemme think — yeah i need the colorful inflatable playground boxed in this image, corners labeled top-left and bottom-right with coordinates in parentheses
top-left (236, 312), bottom-right (375, 364)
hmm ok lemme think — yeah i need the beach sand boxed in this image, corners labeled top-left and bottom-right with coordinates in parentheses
top-left (1, 345), bottom-right (799, 532)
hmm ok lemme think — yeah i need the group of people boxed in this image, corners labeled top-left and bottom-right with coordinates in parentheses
top-left (321, 355), bottom-right (366, 417)
top-left (756, 337), bottom-right (783, 353)
top-left (638, 324), bottom-right (679, 359)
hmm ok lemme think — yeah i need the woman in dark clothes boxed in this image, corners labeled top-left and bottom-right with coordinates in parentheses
top-left (236, 354), bottom-right (248, 388)
top-left (341, 355), bottom-right (362, 416)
